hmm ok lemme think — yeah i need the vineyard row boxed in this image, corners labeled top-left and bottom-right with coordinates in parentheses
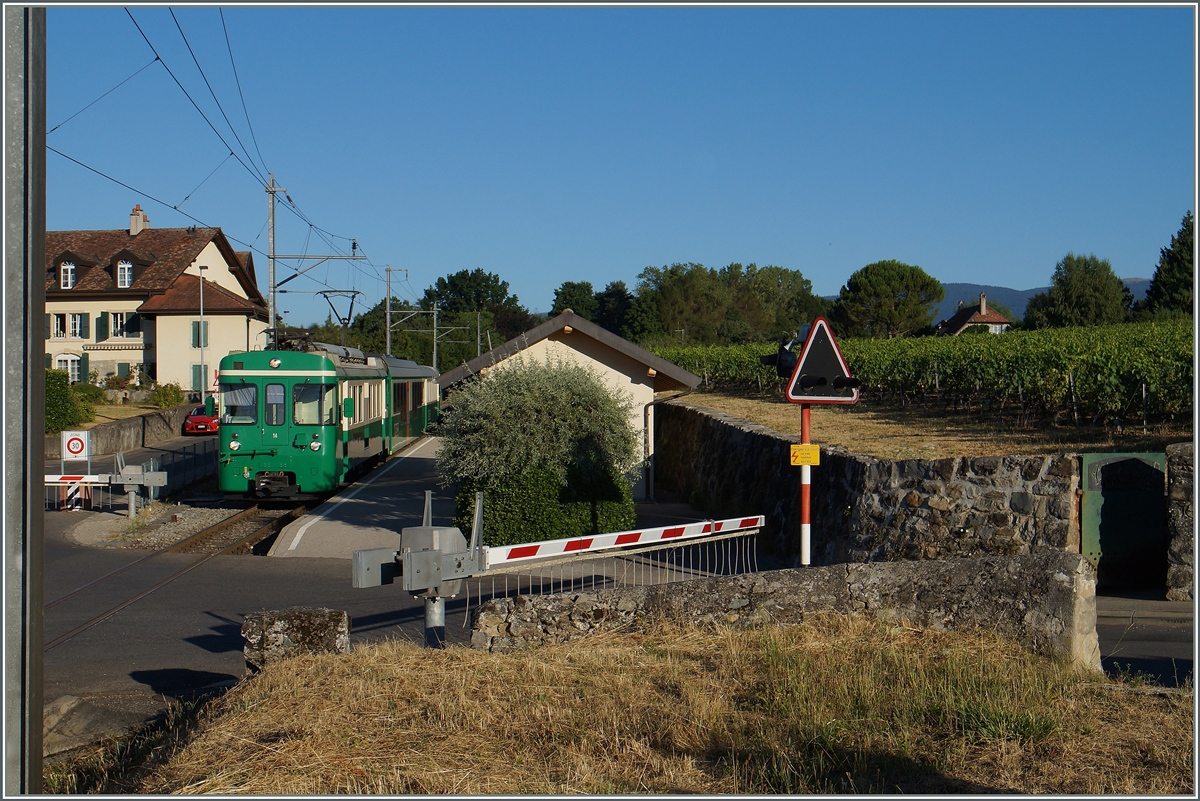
top-left (650, 319), bottom-right (1194, 421)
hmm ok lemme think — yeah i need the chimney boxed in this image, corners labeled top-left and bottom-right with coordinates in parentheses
top-left (979, 292), bottom-right (987, 316)
top-left (129, 204), bottom-right (149, 235)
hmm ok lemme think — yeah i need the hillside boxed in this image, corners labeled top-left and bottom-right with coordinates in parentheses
top-left (824, 279), bottom-right (1151, 323)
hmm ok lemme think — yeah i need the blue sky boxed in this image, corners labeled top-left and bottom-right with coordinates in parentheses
top-left (46, 5), bottom-right (1196, 327)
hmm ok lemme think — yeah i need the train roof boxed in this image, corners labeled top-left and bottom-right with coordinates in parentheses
top-left (219, 341), bottom-right (438, 379)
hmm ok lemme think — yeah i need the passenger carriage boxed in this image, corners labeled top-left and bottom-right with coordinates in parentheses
top-left (215, 338), bottom-right (438, 498)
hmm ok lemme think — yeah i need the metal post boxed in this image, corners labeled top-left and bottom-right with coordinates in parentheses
top-left (431, 302), bottom-right (438, 373)
top-left (266, 174), bottom-right (285, 348)
top-left (424, 597), bottom-right (446, 648)
top-left (127, 489), bottom-right (137, 521)
top-left (385, 268), bottom-right (392, 357)
top-left (800, 404), bottom-right (812, 566)
top-left (198, 264), bottom-right (206, 400)
top-left (5, 7), bottom-right (46, 790)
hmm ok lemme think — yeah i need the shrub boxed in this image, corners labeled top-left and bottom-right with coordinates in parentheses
top-left (149, 382), bottom-right (185, 409)
top-left (436, 357), bottom-right (641, 545)
top-left (45, 369), bottom-right (90, 434)
top-left (72, 382), bottom-right (106, 404)
top-left (103, 372), bottom-right (133, 391)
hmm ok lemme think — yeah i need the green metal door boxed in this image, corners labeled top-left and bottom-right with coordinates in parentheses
top-left (1081, 453), bottom-right (1168, 590)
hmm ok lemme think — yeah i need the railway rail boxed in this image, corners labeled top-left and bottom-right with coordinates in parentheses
top-left (44, 503), bottom-right (309, 652)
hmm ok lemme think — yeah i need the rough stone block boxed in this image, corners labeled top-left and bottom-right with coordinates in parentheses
top-left (241, 607), bottom-right (350, 671)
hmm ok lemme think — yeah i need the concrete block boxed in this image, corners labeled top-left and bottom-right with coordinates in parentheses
top-left (241, 607), bottom-right (350, 671)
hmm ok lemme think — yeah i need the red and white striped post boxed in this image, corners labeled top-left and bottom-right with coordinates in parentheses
top-left (800, 403), bottom-right (812, 565)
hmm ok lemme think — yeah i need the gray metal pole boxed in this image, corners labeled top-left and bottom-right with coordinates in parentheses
top-left (385, 268), bottom-right (391, 357)
top-left (266, 175), bottom-right (285, 348)
top-left (432, 302), bottom-right (438, 373)
top-left (4, 7), bottom-right (46, 792)
top-left (424, 597), bottom-right (446, 648)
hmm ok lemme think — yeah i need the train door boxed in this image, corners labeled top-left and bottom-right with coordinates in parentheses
top-left (260, 382), bottom-right (292, 450)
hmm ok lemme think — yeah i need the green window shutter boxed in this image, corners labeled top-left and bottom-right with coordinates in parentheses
top-left (192, 321), bottom-right (200, 348)
top-left (80, 313), bottom-right (90, 339)
top-left (96, 312), bottom-right (109, 342)
top-left (44, 313), bottom-right (50, 339)
top-left (117, 362), bottom-right (130, 378)
top-left (126, 313), bottom-right (141, 335)
top-left (203, 320), bottom-right (209, 347)
top-left (45, 353), bottom-right (51, 369)
top-left (192, 364), bottom-right (203, 391)
top-left (79, 352), bottom-right (89, 381)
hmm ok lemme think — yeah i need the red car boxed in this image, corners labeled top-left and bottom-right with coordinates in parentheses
top-left (183, 405), bottom-right (219, 435)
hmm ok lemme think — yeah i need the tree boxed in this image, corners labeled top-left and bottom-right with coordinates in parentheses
top-left (1138, 211), bottom-right (1194, 319)
top-left (436, 358), bottom-right (640, 545)
top-left (551, 281), bottom-right (599, 320)
top-left (1023, 253), bottom-right (1132, 329)
top-left (421, 268), bottom-right (535, 342)
top-left (594, 281), bottom-right (632, 335)
top-left (829, 260), bottom-right (944, 339)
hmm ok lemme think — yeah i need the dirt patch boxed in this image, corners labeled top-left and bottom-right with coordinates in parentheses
top-left (687, 390), bottom-right (1193, 460)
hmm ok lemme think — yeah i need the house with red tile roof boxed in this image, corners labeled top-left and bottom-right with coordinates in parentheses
top-left (45, 206), bottom-right (269, 394)
top-left (934, 292), bottom-right (1012, 336)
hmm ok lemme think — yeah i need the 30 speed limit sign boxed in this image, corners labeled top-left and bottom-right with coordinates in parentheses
top-left (62, 430), bottom-right (90, 461)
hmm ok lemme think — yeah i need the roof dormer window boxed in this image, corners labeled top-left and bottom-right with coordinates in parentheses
top-left (117, 259), bottom-right (133, 289)
top-left (60, 261), bottom-right (76, 289)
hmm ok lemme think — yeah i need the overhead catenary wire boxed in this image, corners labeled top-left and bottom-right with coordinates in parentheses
top-left (48, 56), bottom-right (159, 135)
top-left (169, 8), bottom-right (266, 185)
top-left (59, 10), bottom-right (391, 318)
top-left (47, 145), bottom-right (343, 295)
top-left (176, 151), bottom-right (234, 208)
top-left (219, 7), bottom-right (270, 178)
top-left (125, 7), bottom-right (266, 190)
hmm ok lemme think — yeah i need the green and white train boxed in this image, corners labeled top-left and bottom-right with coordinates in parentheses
top-left (215, 338), bottom-right (439, 498)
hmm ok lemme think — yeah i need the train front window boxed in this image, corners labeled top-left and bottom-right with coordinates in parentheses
top-left (219, 383), bottom-right (257, 424)
top-left (265, 383), bottom-right (286, 426)
top-left (294, 383), bottom-right (335, 425)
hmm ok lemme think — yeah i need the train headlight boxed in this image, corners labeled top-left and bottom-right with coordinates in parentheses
top-left (229, 440), bottom-right (241, 451)
top-left (309, 440), bottom-right (321, 451)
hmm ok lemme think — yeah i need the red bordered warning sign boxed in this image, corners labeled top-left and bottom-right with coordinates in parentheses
top-left (784, 317), bottom-right (860, 405)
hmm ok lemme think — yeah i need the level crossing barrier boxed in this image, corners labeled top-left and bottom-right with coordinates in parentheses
top-left (353, 491), bottom-right (765, 647)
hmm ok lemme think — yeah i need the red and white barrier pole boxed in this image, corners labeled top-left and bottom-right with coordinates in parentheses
top-left (800, 403), bottom-right (811, 565)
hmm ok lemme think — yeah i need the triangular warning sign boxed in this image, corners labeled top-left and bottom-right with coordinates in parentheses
top-left (784, 317), bottom-right (860, 404)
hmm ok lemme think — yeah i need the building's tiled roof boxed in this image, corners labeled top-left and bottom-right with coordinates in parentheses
top-left (46, 227), bottom-right (223, 293)
top-left (137, 273), bottom-right (266, 318)
top-left (936, 303), bottom-right (1012, 335)
top-left (437, 310), bottom-right (702, 394)
top-left (45, 225), bottom-right (267, 307)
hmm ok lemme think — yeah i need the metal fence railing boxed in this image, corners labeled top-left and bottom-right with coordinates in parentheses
top-left (45, 437), bottom-right (218, 513)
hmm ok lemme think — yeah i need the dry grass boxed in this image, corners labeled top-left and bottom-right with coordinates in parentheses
top-left (79, 403), bottom-right (160, 430)
top-left (52, 615), bottom-right (1190, 795)
top-left (688, 390), bottom-right (1193, 460)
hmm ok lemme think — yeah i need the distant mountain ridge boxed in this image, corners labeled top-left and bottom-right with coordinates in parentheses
top-left (821, 279), bottom-right (1151, 322)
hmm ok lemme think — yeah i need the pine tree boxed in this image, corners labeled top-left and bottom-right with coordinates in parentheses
top-left (1140, 211), bottom-right (1194, 318)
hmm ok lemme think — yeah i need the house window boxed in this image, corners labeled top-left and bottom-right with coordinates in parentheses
top-left (68, 313), bottom-right (88, 339)
top-left (55, 354), bottom-right (81, 384)
top-left (60, 261), bottom-right (75, 289)
top-left (191, 320), bottom-right (209, 348)
top-left (111, 312), bottom-right (126, 337)
top-left (117, 260), bottom-right (133, 288)
top-left (52, 314), bottom-right (66, 338)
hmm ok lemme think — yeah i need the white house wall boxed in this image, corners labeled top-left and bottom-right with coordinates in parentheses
top-left (186, 241), bottom-right (248, 296)
top-left (46, 297), bottom-right (150, 383)
top-left (156, 315), bottom-right (267, 393)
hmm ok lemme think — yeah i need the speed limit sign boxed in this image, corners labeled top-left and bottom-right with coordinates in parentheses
top-left (62, 430), bottom-right (90, 461)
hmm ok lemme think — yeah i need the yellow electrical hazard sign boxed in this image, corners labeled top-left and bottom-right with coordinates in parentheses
top-left (790, 444), bottom-right (820, 466)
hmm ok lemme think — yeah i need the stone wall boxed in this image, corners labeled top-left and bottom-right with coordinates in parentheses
top-left (1165, 443), bottom-right (1194, 601)
top-left (45, 403), bottom-right (196, 459)
top-left (654, 401), bottom-right (1080, 565)
top-left (471, 552), bottom-right (1102, 673)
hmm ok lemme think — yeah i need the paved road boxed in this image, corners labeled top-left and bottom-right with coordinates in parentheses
top-left (1095, 590), bottom-right (1194, 687)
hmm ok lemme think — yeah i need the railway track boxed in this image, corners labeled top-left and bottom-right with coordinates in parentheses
top-left (44, 503), bottom-right (309, 652)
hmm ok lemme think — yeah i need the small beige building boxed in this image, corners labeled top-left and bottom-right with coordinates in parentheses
top-left (437, 310), bottom-right (701, 501)
top-left (45, 206), bottom-right (269, 394)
